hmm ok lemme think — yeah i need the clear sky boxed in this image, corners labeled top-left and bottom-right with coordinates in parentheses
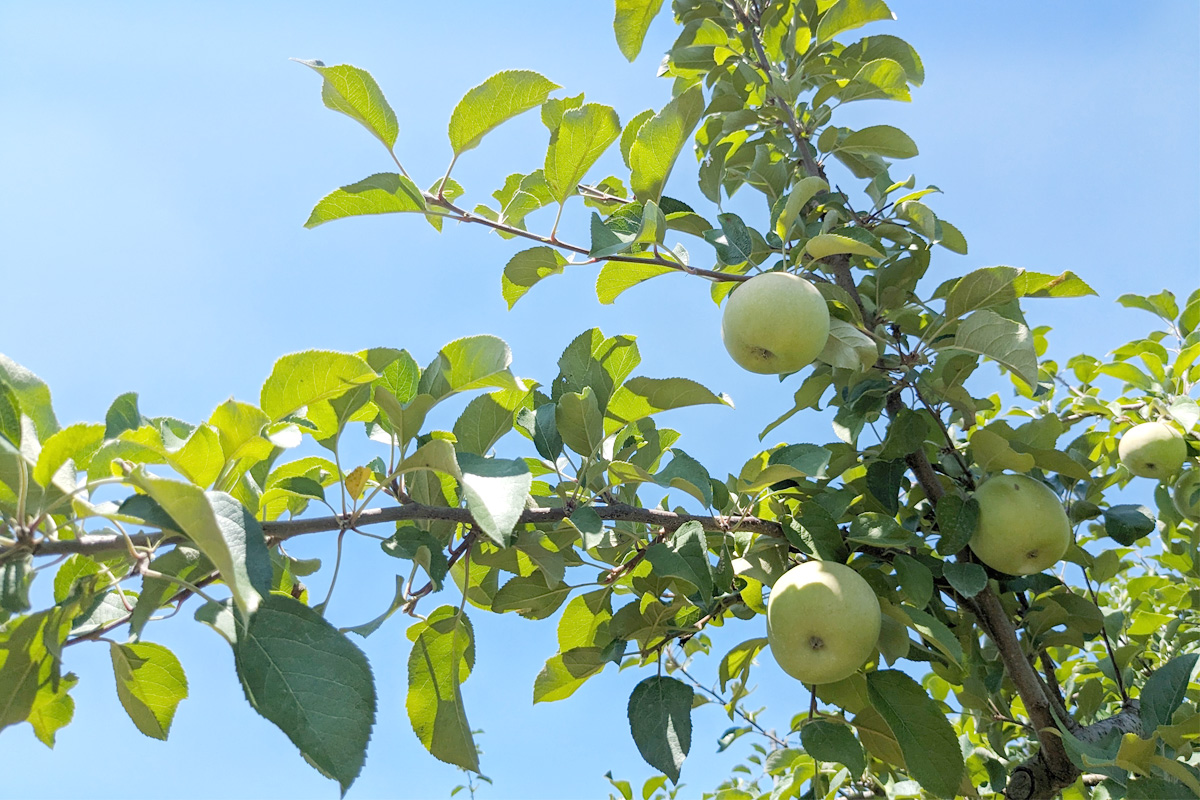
top-left (1, 2), bottom-right (1197, 798)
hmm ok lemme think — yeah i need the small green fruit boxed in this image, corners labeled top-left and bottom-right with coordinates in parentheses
top-left (1118, 422), bottom-right (1186, 480)
top-left (767, 560), bottom-right (881, 685)
top-left (721, 272), bottom-right (830, 374)
top-left (969, 474), bottom-right (1072, 575)
top-left (1173, 469), bottom-right (1200, 520)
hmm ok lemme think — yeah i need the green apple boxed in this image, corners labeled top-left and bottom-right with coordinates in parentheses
top-left (721, 272), bottom-right (830, 374)
top-left (767, 560), bottom-right (881, 685)
top-left (969, 474), bottom-right (1072, 575)
top-left (1174, 469), bottom-right (1200, 520)
top-left (1118, 422), bottom-right (1187, 480)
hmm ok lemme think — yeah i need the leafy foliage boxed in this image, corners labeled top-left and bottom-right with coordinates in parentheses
top-left (1, 1), bottom-right (1197, 798)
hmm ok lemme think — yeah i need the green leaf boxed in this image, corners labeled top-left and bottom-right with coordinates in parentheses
top-left (718, 637), bottom-right (768, 693)
top-left (126, 471), bottom-right (268, 616)
top-left (628, 675), bottom-right (693, 783)
top-left (645, 521), bottom-right (713, 597)
top-left (208, 400), bottom-right (272, 467)
top-left (381, 526), bottom-right (449, 591)
top-left (260, 351), bottom-right (375, 422)
top-left (613, 0), bottom-right (666, 61)
top-left (27, 671), bottom-right (77, 747)
top-left (109, 642), bottom-right (188, 740)
top-left (570, 506), bottom-right (605, 549)
top-left (502, 246), bottom-right (568, 309)
top-left (629, 86), bottom-right (704, 202)
top-left (970, 428), bottom-right (1036, 474)
top-left (866, 670), bottom-right (964, 797)
top-left (305, 172), bottom-right (427, 228)
top-left (942, 562), bottom-right (987, 597)
top-left (0, 382), bottom-right (20, 445)
top-left (847, 513), bottom-right (912, 548)
top-left (419, 335), bottom-right (522, 401)
top-left (534, 647), bottom-right (608, 703)
top-left (953, 309), bottom-right (1039, 387)
top-left (397, 439), bottom-right (462, 481)
top-left (620, 109), bottom-right (655, 168)
top-left (893, 554), bottom-right (932, 608)
top-left (457, 453), bottom-right (532, 547)
top-left (836, 125), bottom-right (916, 159)
top-left (816, 0), bottom-right (894, 44)
top-left (605, 377), bottom-right (732, 433)
top-left (1104, 504), bottom-right (1156, 546)
top-left (935, 494), bottom-right (979, 556)
top-left (129, 545), bottom-right (214, 639)
top-left (805, 233), bottom-right (884, 260)
top-left (596, 258), bottom-right (676, 304)
top-left (452, 389), bottom-right (527, 456)
top-left (296, 60), bottom-right (398, 150)
top-left (818, 319), bottom-right (878, 371)
top-left (491, 574), bottom-right (571, 619)
top-left (33, 423), bottom-right (104, 488)
top-left (235, 594), bottom-right (376, 794)
top-left (105, 392), bottom-right (142, 439)
top-left (944, 266), bottom-right (1020, 321)
top-left (545, 104), bottom-right (621, 204)
top-left (0, 354), bottom-right (58, 439)
top-left (0, 611), bottom-right (55, 732)
top-left (556, 387), bottom-right (605, 457)
top-left (448, 70), bottom-right (560, 156)
top-left (519, 402), bottom-right (563, 461)
top-left (1015, 270), bottom-right (1096, 298)
top-left (1142, 653), bottom-right (1199, 732)
top-left (838, 58), bottom-right (910, 103)
top-left (800, 719), bottom-right (866, 776)
top-left (777, 176), bottom-right (828, 238)
top-left (407, 607), bottom-right (478, 771)
top-left (553, 328), bottom-right (641, 409)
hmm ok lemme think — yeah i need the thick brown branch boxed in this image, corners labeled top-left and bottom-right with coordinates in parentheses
top-left (26, 502), bottom-right (781, 557)
top-left (887, 392), bottom-right (1078, 793)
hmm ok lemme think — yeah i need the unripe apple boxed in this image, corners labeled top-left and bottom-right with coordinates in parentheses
top-left (969, 474), bottom-right (1072, 575)
top-left (1174, 469), bottom-right (1200, 520)
top-left (767, 560), bottom-right (881, 685)
top-left (1118, 422), bottom-right (1187, 480)
top-left (721, 272), bottom-right (830, 374)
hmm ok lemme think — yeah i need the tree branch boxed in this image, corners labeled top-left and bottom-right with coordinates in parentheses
top-left (25, 502), bottom-right (782, 557)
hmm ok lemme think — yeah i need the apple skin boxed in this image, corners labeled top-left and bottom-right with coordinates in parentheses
top-left (1174, 469), bottom-right (1200, 520)
top-left (969, 474), bottom-right (1072, 575)
top-left (767, 560), bottom-right (881, 685)
top-left (721, 272), bottom-right (830, 374)
top-left (1118, 422), bottom-right (1187, 480)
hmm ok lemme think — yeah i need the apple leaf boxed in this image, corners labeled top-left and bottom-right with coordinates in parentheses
top-left (628, 676), bottom-right (693, 783)
top-left (866, 670), bottom-right (964, 798)
top-left (1140, 653), bottom-right (1200, 732)
top-left (953, 310), bottom-right (1039, 387)
top-left (406, 607), bottom-right (477, 771)
top-left (305, 173), bottom-right (427, 228)
top-left (456, 453), bottom-right (532, 547)
top-left (295, 60), bottom-right (398, 151)
top-left (235, 594), bottom-right (376, 795)
top-left (613, 0), bottom-right (666, 61)
top-left (629, 86), bottom-right (704, 202)
top-left (110, 642), bottom-right (188, 741)
top-left (1104, 504), bottom-right (1156, 546)
top-left (800, 719), bottom-right (866, 777)
top-left (448, 70), bottom-right (559, 156)
top-left (502, 246), bottom-right (568, 309)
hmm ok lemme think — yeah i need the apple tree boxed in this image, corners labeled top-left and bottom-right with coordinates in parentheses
top-left (1, 1), bottom-right (1198, 798)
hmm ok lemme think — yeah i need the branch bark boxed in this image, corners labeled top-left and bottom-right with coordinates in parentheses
top-left (24, 501), bottom-right (782, 557)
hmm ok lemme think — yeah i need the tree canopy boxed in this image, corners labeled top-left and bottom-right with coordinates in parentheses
top-left (1, 2), bottom-right (1198, 799)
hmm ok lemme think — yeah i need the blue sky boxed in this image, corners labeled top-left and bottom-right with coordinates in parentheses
top-left (1, 2), bottom-right (1197, 798)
